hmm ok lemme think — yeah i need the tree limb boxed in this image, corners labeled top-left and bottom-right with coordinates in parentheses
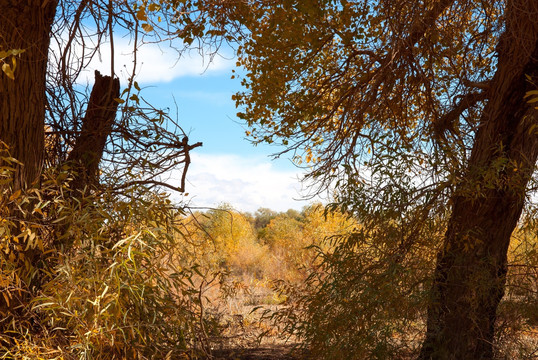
top-left (433, 91), bottom-right (487, 141)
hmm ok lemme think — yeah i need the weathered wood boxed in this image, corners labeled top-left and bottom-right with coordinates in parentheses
top-left (67, 70), bottom-right (120, 191)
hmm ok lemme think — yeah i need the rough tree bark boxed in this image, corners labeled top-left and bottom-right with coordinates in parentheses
top-left (0, 0), bottom-right (58, 317)
top-left (419, 1), bottom-right (538, 359)
top-left (0, 0), bottom-right (58, 189)
top-left (67, 70), bottom-right (120, 192)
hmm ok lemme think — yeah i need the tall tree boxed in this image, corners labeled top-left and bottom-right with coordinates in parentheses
top-left (420, 2), bottom-right (538, 358)
top-left (186, 0), bottom-right (538, 357)
top-left (0, 0), bottom-right (201, 315)
top-left (0, 0), bottom-right (58, 189)
top-left (0, 2), bottom-right (214, 357)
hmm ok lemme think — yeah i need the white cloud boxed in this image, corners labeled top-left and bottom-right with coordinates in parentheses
top-left (168, 153), bottom-right (320, 213)
top-left (50, 30), bottom-right (232, 85)
top-left (86, 38), bottom-right (232, 84)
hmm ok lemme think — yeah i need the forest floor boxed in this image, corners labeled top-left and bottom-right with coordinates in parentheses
top-left (201, 277), bottom-right (307, 360)
top-left (206, 309), bottom-right (305, 360)
top-left (201, 274), bottom-right (538, 360)
top-left (212, 344), bottom-right (303, 360)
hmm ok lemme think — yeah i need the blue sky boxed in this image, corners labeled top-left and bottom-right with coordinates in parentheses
top-left (85, 39), bottom-right (322, 212)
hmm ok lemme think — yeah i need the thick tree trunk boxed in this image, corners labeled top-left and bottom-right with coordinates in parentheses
top-left (67, 70), bottom-right (120, 192)
top-left (0, 0), bottom-right (58, 189)
top-left (419, 2), bottom-right (538, 359)
top-left (0, 0), bottom-right (58, 318)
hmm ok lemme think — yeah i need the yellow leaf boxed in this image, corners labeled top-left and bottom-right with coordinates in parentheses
top-left (136, 8), bottom-right (147, 21)
top-left (147, 3), bottom-right (160, 11)
top-left (25, 231), bottom-right (36, 251)
top-left (9, 49), bottom-right (24, 56)
top-left (2, 292), bottom-right (10, 307)
top-left (142, 23), bottom-right (154, 32)
top-left (2, 63), bottom-right (14, 80)
top-left (9, 189), bottom-right (21, 201)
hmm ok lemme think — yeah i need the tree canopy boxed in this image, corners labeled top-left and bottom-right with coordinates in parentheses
top-left (2, 0), bottom-right (538, 358)
top-left (182, 0), bottom-right (538, 358)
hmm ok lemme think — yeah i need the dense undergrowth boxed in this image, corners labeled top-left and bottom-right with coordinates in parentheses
top-left (0, 155), bottom-right (536, 359)
top-left (0, 156), bottom-right (207, 358)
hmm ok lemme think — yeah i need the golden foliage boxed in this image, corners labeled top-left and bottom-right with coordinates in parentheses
top-left (0, 154), bottom-right (210, 358)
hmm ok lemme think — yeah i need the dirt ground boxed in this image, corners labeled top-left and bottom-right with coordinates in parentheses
top-left (212, 344), bottom-right (304, 360)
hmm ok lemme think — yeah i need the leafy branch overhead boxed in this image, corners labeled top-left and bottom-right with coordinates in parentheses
top-left (1, 0), bottom-right (538, 359)
top-left (180, 0), bottom-right (538, 358)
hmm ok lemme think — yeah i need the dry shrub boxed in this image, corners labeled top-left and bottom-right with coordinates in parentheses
top-left (495, 218), bottom-right (538, 359)
top-left (0, 161), bottom-right (214, 359)
top-left (265, 194), bottom-right (445, 360)
top-left (270, 203), bottom-right (538, 360)
top-left (230, 238), bottom-right (269, 277)
top-left (172, 204), bottom-right (359, 350)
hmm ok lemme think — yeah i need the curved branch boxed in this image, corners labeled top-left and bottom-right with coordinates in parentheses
top-left (181, 139), bottom-right (203, 192)
top-left (433, 91), bottom-right (488, 141)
